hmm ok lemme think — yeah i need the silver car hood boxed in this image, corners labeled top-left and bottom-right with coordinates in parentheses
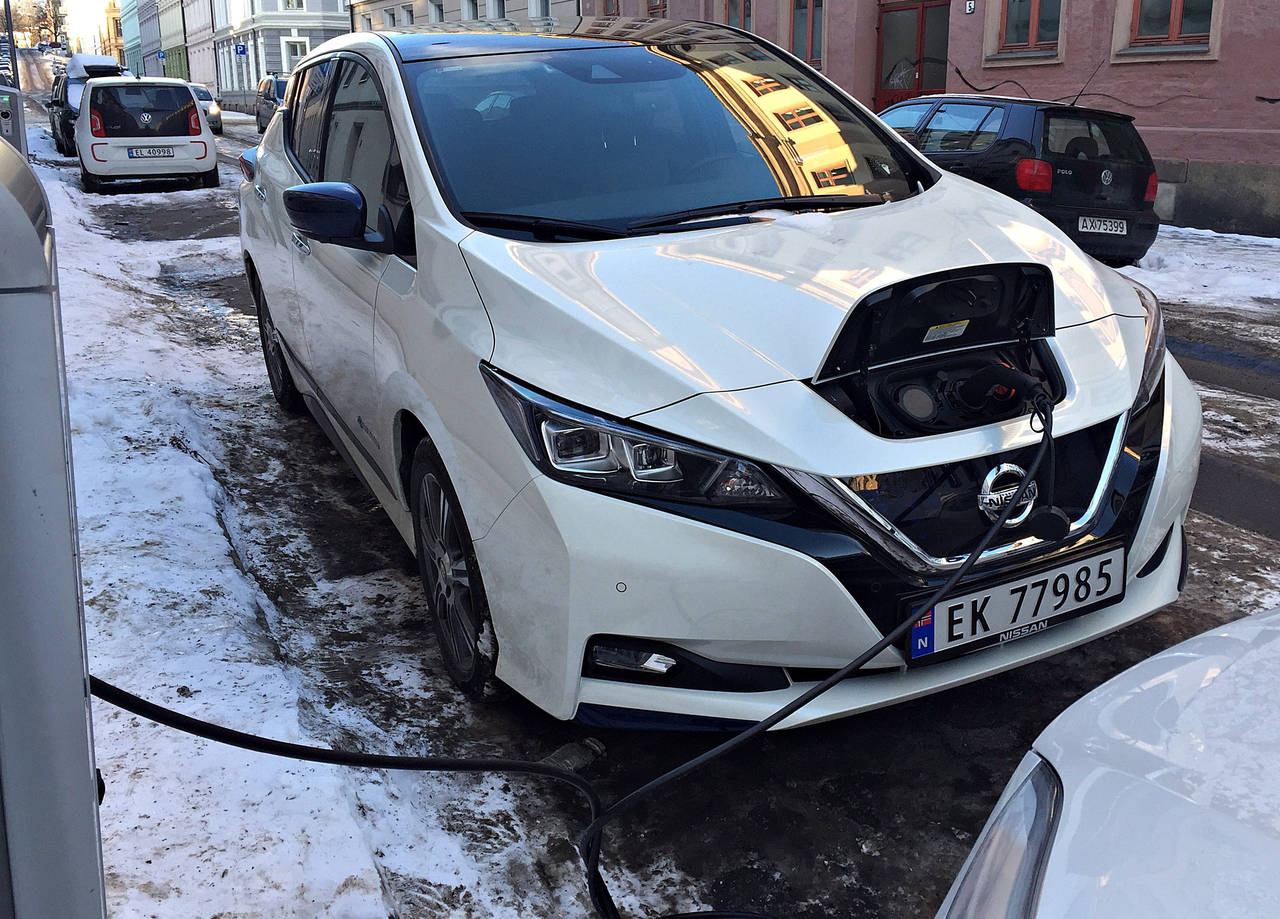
top-left (460, 175), bottom-right (1140, 420)
top-left (1031, 608), bottom-right (1280, 918)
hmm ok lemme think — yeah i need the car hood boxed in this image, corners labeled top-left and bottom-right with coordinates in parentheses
top-left (460, 175), bottom-right (1139, 420)
top-left (1031, 608), bottom-right (1280, 918)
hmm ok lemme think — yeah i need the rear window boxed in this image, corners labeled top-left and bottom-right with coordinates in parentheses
top-left (1043, 113), bottom-right (1149, 165)
top-left (90, 84), bottom-right (196, 137)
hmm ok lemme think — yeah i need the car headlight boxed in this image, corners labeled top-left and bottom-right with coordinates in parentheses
top-left (1129, 279), bottom-right (1166, 411)
top-left (208, 103), bottom-right (221, 116)
top-left (938, 754), bottom-right (1061, 919)
top-left (481, 365), bottom-right (791, 509)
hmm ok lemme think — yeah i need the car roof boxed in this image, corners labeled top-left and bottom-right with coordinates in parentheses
top-left (886, 93), bottom-right (1134, 121)
top-left (376, 17), bottom-right (750, 62)
top-left (65, 54), bottom-right (126, 79)
top-left (86, 76), bottom-right (193, 87)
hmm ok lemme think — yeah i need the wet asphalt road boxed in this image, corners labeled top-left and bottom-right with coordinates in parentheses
top-left (19, 48), bottom-right (1280, 918)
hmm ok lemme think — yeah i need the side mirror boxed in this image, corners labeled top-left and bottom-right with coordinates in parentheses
top-left (283, 182), bottom-right (394, 254)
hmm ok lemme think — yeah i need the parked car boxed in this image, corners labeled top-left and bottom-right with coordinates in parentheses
top-left (48, 53), bottom-right (127, 155)
top-left (188, 82), bottom-right (223, 134)
top-left (254, 75), bottom-right (287, 133)
top-left (935, 606), bottom-right (1280, 918)
top-left (879, 95), bottom-right (1160, 266)
top-left (240, 21), bottom-right (1200, 729)
top-left (76, 76), bottom-right (218, 192)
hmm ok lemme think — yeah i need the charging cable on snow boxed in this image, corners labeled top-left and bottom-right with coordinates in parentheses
top-left (90, 387), bottom-right (1058, 919)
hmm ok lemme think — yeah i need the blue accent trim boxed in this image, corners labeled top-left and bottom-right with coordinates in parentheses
top-left (574, 704), bottom-right (755, 733)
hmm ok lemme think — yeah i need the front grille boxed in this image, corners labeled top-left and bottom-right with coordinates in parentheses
top-left (827, 381), bottom-right (1165, 638)
top-left (848, 418), bottom-right (1119, 561)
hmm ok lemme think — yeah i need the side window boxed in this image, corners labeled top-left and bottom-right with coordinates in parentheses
top-left (321, 59), bottom-right (413, 259)
top-left (918, 103), bottom-right (999, 153)
top-left (879, 102), bottom-right (932, 132)
top-left (969, 107), bottom-right (1005, 151)
top-left (289, 60), bottom-right (335, 179)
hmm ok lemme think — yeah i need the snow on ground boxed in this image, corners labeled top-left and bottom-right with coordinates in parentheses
top-left (26, 116), bottom-right (697, 919)
top-left (1124, 225), bottom-right (1280, 311)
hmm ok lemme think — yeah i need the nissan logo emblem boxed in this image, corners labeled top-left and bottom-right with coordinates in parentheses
top-left (1101, 168), bottom-right (1114, 186)
top-left (978, 463), bottom-right (1038, 527)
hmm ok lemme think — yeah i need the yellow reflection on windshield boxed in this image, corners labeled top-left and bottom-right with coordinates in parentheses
top-left (654, 45), bottom-right (869, 199)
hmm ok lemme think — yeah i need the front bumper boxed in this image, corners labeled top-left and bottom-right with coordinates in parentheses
top-left (475, 356), bottom-right (1200, 728)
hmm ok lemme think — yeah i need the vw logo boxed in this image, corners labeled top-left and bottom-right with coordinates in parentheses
top-left (978, 463), bottom-right (1038, 527)
top-left (1101, 168), bottom-right (1113, 186)
top-left (140, 112), bottom-right (152, 124)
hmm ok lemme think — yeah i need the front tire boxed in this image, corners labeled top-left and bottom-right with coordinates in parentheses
top-left (410, 441), bottom-right (501, 700)
top-left (252, 282), bottom-right (304, 413)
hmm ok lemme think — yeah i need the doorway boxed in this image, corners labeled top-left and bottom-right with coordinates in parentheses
top-left (874, 1), bottom-right (950, 112)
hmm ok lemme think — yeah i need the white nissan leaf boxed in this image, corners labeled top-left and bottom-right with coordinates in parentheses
top-left (238, 19), bottom-right (1201, 730)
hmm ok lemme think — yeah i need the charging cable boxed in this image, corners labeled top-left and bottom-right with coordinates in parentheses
top-left (90, 389), bottom-right (1058, 919)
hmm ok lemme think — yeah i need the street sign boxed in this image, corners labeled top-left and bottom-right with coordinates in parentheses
top-left (157, 50), bottom-right (166, 60)
top-left (235, 43), bottom-right (247, 55)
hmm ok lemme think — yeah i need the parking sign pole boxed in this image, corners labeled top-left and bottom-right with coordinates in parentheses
top-left (3, 0), bottom-right (20, 91)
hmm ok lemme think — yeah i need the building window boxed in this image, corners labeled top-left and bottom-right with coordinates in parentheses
top-left (646, 0), bottom-right (668, 15)
top-left (283, 38), bottom-right (309, 68)
top-left (463, 0), bottom-right (478, 18)
top-left (1131, 0), bottom-right (1211, 44)
top-left (725, 0), bottom-right (750, 30)
top-left (775, 106), bottom-right (822, 131)
top-left (811, 164), bottom-right (854, 187)
top-left (383, 9), bottom-right (397, 26)
top-left (603, 0), bottom-right (619, 15)
top-left (402, 5), bottom-right (414, 23)
top-left (791, 0), bottom-right (822, 68)
top-left (429, 0), bottom-right (444, 20)
top-left (486, 0), bottom-right (505, 17)
top-left (529, 0), bottom-right (548, 14)
top-left (743, 76), bottom-right (784, 96)
top-left (281, 0), bottom-right (304, 8)
top-left (1000, 0), bottom-right (1060, 50)
top-left (361, 15), bottom-right (372, 29)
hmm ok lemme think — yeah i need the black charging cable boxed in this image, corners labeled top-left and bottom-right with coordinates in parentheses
top-left (90, 390), bottom-right (1058, 919)
top-left (578, 390), bottom-right (1057, 919)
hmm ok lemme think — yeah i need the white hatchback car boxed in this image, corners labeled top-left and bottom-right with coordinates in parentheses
top-left (937, 606), bottom-right (1280, 918)
top-left (239, 20), bottom-right (1200, 730)
top-left (76, 76), bottom-right (219, 192)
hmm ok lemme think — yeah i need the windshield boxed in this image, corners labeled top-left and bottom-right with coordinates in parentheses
top-left (190, 85), bottom-right (213, 101)
top-left (90, 84), bottom-right (197, 137)
top-left (406, 44), bottom-right (923, 230)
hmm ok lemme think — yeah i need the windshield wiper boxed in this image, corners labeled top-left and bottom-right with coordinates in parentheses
top-left (460, 211), bottom-right (629, 241)
top-left (627, 194), bottom-right (886, 232)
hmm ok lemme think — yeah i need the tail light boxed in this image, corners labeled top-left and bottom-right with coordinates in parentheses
top-left (188, 107), bottom-right (201, 135)
top-left (1015, 158), bottom-right (1053, 193)
top-left (1144, 172), bottom-right (1159, 203)
top-left (89, 109), bottom-right (104, 137)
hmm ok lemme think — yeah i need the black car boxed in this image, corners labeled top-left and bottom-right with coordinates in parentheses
top-left (879, 95), bottom-right (1159, 266)
top-left (254, 76), bottom-right (288, 133)
top-left (48, 54), bottom-right (127, 155)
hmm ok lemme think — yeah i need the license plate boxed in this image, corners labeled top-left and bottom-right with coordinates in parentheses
top-left (908, 546), bottom-right (1126, 661)
top-left (127, 147), bottom-right (174, 158)
top-left (1078, 216), bottom-right (1127, 235)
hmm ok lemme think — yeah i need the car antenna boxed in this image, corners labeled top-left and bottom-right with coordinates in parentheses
top-left (1070, 56), bottom-right (1106, 106)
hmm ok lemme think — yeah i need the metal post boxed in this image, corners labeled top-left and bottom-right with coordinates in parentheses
top-left (2, 0), bottom-right (20, 91)
top-left (0, 119), bottom-right (108, 919)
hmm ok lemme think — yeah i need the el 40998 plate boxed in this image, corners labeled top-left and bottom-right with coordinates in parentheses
top-left (906, 546), bottom-right (1126, 663)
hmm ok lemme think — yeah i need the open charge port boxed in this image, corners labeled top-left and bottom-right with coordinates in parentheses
top-left (811, 264), bottom-right (1064, 438)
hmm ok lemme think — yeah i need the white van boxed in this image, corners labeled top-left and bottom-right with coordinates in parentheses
top-left (75, 76), bottom-right (218, 192)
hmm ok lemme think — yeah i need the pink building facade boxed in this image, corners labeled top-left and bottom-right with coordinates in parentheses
top-left (580, 0), bottom-right (1280, 234)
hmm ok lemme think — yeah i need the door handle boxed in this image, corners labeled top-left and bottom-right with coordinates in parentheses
top-left (254, 183), bottom-right (266, 201)
top-left (291, 232), bottom-right (311, 255)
